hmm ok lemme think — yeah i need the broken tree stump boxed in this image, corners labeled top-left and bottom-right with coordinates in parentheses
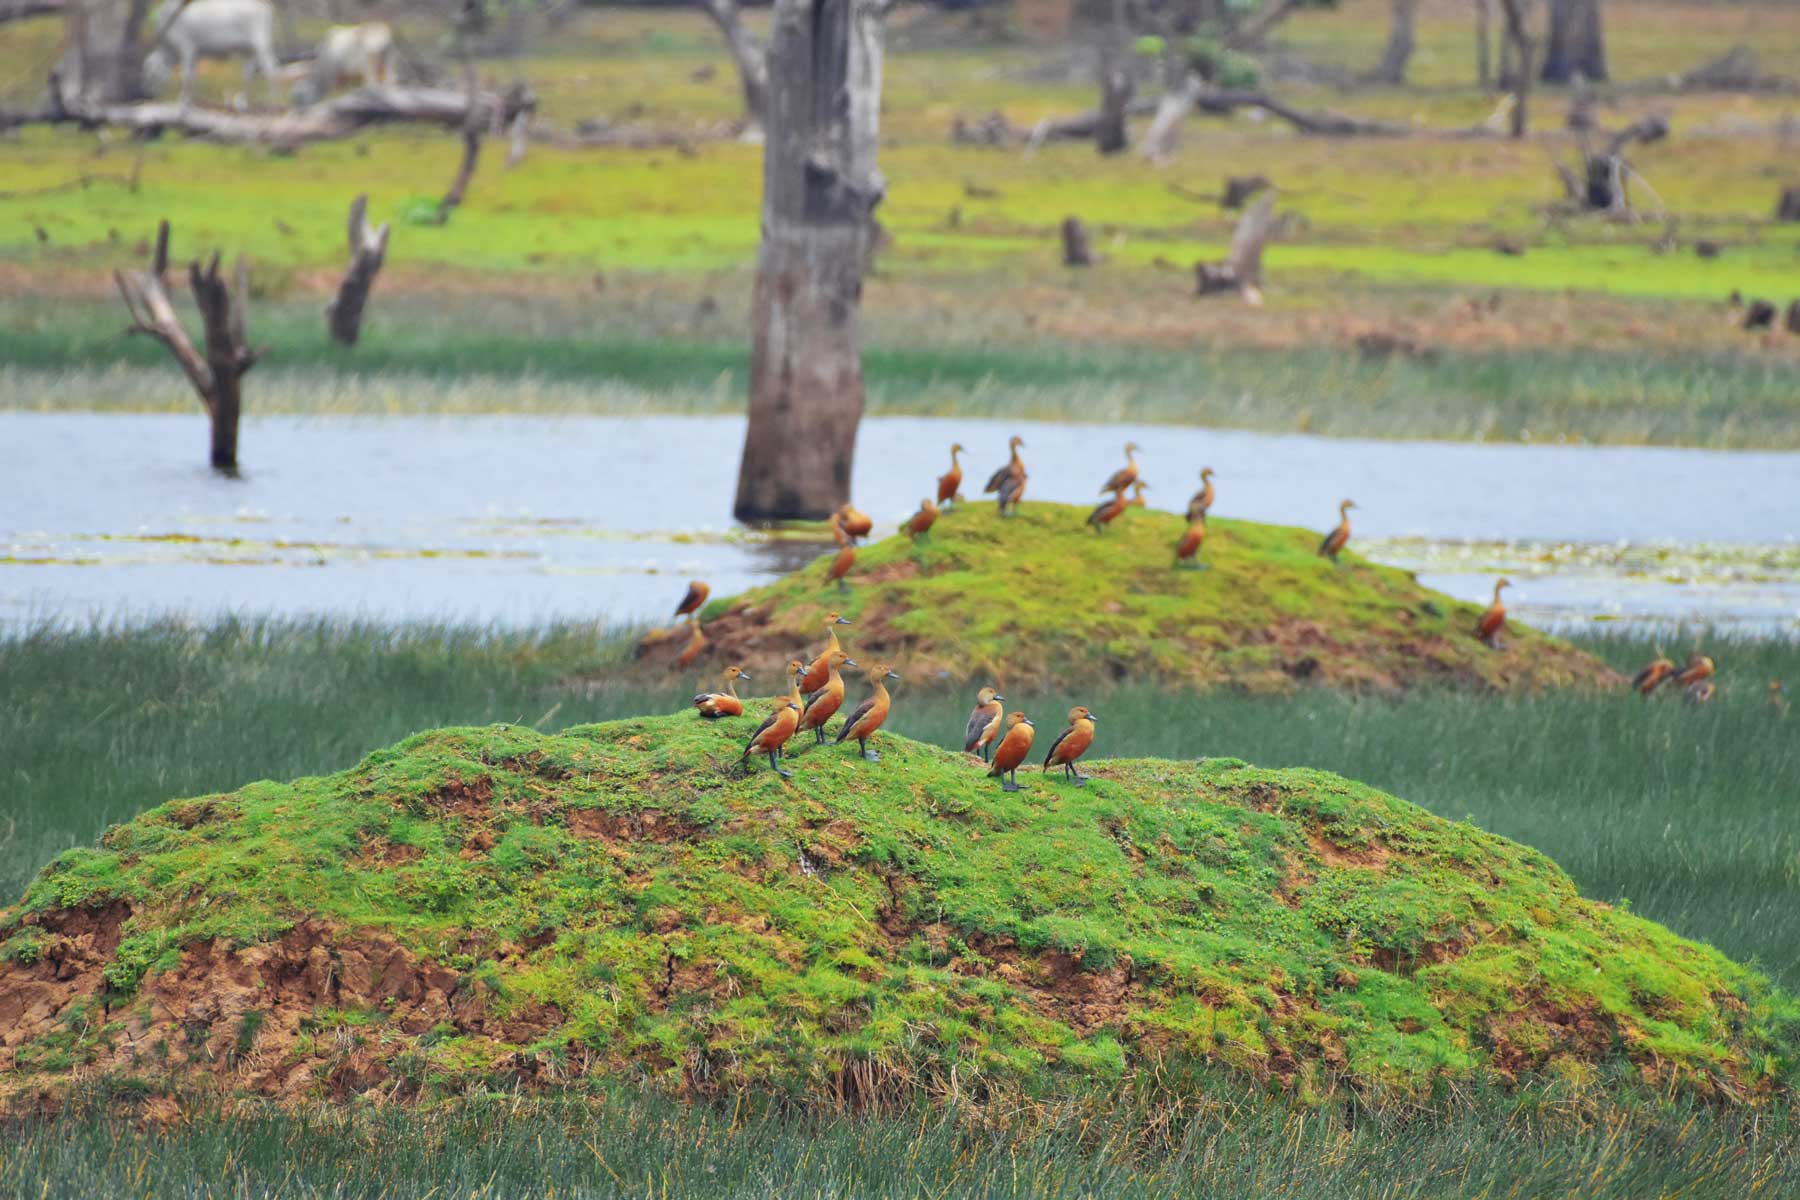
top-left (1786, 300), bottom-right (1800, 335)
top-left (327, 194), bottom-right (390, 347)
top-left (1221, 174), bottom-right (1270, 210)
top-left (1778, 187), bottom-right (1800, 223)
top-left (1061, 217), bottom-right (1094, 267)
top-left (114, 221), bottom-right (258, 474)
top-left (1195, 191), bottom-right (1275, 306)
top-left (1743, 299), bottom-right (1776, 331)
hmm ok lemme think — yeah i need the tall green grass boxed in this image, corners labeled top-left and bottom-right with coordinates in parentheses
top-left (3, 295), bottom-right (1798, 446)
top-left (5, 1081), bottom-right (1800, 1199)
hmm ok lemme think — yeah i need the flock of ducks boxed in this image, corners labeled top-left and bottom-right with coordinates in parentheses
top-left (656, 438), bottom-right (1772, 746)
top-left (689, 609), bottom-right (1099, 789)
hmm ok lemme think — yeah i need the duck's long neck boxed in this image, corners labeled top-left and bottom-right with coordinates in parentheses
top-left (786, 677), bottom-right (803, 706)
top-left (950, 448), bottom-right (961, 468)
top-left (871, 680), bottom-right (890, 706)
top-left (825, 628), bottom-right (841, 653)
top-left (1492, 582), bottom-right (1505, 604)
top-left (725, 676), bottom-right (739, 700)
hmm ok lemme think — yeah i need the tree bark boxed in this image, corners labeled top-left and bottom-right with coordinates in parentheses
top-left (58, 0), bottom-right (154, 104)
top-left (1368, 0), bottom-right (1417, 84)
top-left (701, 0), bottom-right (769, 134)
top-left (1497, 0), bottom-right (1535, 138)
top-left (327, 194), bottom-right (389, 346)
top-left (114, 221), bottom-right (258, 473)
top-left (1138, 73), bottom-right (1202, 162)
top-left (1540, 0), bottom-right (1605, 83)
top-left (733, 0), bottom-right (886, 523)
top-left (1096, 62), bottom-right (1134, 154)
top-left (1474, 0), bottom-right (1493, 87)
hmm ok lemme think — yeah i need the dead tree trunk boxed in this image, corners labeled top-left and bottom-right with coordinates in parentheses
top-left (1777, 187), bottom-right (1800, 223)
top-left (1061, 217), bottom-right (1093, 266)
top-left (1138, 73), bottom-right (1202, 162)
top-left (1474, 0), bottom-right (1493, 87)
top-left (1096, 61), bottom-right (1134, 154)
top-left (114, 221), bottom-right (258, 473)
top-left (1540, 0), bottom-right (1605, 83)
top-left (1195, 191), bottom-right (1275, 306)
top-left (1368, 0), bottom-right (1417, 84)
top-left (1497, 0), bottom-right (1535, 138)
top-left (327, 194), bottom-right (389, 347)
top-left (702, 0), bottom-right (769, 136)
top-left (733, 0), bottom-right (886, 522)
top-left (57, 0), bottom-right (154, 104)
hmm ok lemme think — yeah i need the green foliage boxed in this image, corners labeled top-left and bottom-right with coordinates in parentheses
top-left (2, 710), bottom-right (1794, 1104)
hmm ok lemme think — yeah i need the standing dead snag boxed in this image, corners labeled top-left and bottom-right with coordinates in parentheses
top-left (700, 0), bottom-right (769, 136)
top-left (1495, 0), bottom-right (1535, 138)
top-left (327, 194), bottom-right (390, 347)
top-left (732, 0), bottom-right (887, 522)
top-left (1195, 191), bottom-right (1276, 306)
top-left (114, 221), bottom-right (258, 473)
top-left (1061, 217), bottom-right (1094, 267)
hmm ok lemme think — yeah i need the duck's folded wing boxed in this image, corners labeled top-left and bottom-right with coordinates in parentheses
top-left (834, 698), bottom-right (878, 742)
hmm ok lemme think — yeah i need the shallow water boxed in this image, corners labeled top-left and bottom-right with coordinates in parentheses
top-left (2, 412), bottom-right (1796, 633)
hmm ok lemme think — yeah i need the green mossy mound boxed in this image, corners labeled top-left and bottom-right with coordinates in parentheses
top-left (693, 503), bottom-right (1619, 693)
top-left (3, 714), bottom-right (1793, 1109)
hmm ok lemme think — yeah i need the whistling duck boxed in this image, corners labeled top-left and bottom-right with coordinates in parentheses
top-left (693, 664), bottom-right (749, 719)
top-left (1043, 706), bottom-right (1097, 786)
top-left (800, 611), bottom-right (853, 693)
top-left (987, 712), bottom-right (1035, 792)
top-left (1187, 468), bottom-right (1215, 522)
top-left (740, 664), bottom-right (804, 778)
top-left (798, 650), bottom-right (857, 744)
top-left (983, 436), bottom-right (1027, 517)
top-left (1685, 680), bottom-right (1716, 705)
top-left (963, 686), bottom-right (1006, 761)
top-left (835, 662), bottom-right (900, 761)
top-left (1087, 488), bottom-right (1129, 533)
top-left (1672, 653), bottom-right (1715, 689)
top-left (1474, 578), bottom-right (1510, 648)
top-left (674, 619), bottom-right (707, 669)
top-left (937, 444), bottom-right (966, 508)
top-left (1631, 656), bottom-right (1676, 697)
top-left (1318, 500), bottom-right (1355, 562)
top-left (907, 498), bottom-right (939, 541)
top-left (674, 580), bottom-right (711, 620)
top-left (825, 516), bottom-right (856, 593)
top-left (1174, 517), bottom-right (1206, 568)
top-left (1128, 481), bottom-right (1149, 508)
top-left (1100, 442), bottom-right (1143, 495)
top-left (838, 504), bottom-right (873, 541)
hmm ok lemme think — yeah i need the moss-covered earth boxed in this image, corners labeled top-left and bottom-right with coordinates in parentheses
top-left (694, 503), bottom-right (1618, 693)
top-left (2, 714), bottom-right (1792, 1110)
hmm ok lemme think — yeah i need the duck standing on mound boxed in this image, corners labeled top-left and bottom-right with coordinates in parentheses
top-left (988, 712), bottom-right (1035, 792)
top-left (836, 662), bottom-right (900, 762)
top-left (1087, 488), bottom-right (1129, 533)
top-left (1631, 655), bottom-right (1676, 696)
top-left (837, 503), bottom-right (873, 542)
top-left (1319, 499), bottom-right (1355, 562)
top-left (984, 436), bottom-right (1028, 517)
top-left (907, 498), bottom-right (939, 541)
top-left (693, 665), bottom-right (748, 719)
top-left (1474, 578), bottom-right (1510, 648)
top-left (1187, 468), bottom-right (1215, 521)
top-left (741, 664), bottom-right (804, 778)
top-left (800, 611), bottom-right (853, 693)
top-left (1100, 442), bottom-right (1142, 495)
top-left (1128, 481), bottom-right (1149, 508)
top-left (674, 580), bottom-right (710, 620)
top-left (963, 686), bottom-right (1005, 761)
top-left (1175, 517), bottom-right (1206, 568)
top-left (937, 444), bottom-right (965, 509)
top-left (675, 620), bottom-right (707, 669)
top-left (797, 650), bottom-right (855, 745)
top-left (825, 515), bottom-right (856, 593)
top-left (1043, 706), bottom-right (1097, 787)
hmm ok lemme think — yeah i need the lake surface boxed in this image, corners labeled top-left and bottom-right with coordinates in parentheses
top-left (3, 412), bottom-right (1796, 633)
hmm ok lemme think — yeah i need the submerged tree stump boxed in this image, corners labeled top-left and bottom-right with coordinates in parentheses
top-left (327, 195), bottom-right (390, 348)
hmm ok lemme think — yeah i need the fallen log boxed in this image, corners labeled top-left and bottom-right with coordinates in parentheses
top-left (0, 0), bottom-right (60, 21)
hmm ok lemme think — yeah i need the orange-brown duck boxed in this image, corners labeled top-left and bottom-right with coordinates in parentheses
top-left (1187, 468), bottom-right (1215, 521)
top-left (907, 498), bottom-right (939, 541)
top-left (674, 619), bottom-right (707, 669)
top-left (1474, 578), bottom-right (1510, 648)
top-left (798, 650), bottom-right (856, 745)
top-left (987, 712), bottom-right (1036, 792)
top-left (740, 664), bottom-right (803, 778)
top-left (1318, 500), bottom-right (1355, 562)
top-left (1043, 706), bottom-right (1097, 786)
top-left (1174, 517), bottom-right (1206, 568)
top-left (1672, 653), bottom-right (1715, 689)
top-left (937, 444), bottom-right (966, 509)
top-left (983, 436), bottom-right (1027, 517)
top-left (799, 611), bottom-right (853, 693)
top-left (693, 664), bottom-right (748, 719)
top-left (837, 503), bottom-right (874, 541)
top-left (963, 686), bottom-right (1005, 762)
top-left (1631, 656), bottom-right (1676, 696)
top-left (1100, 442), bottom-right (1143, 495)
top-left (825, 516), bottom-right (856, 593)
top-left (1087, 488), bottom-right (1129, 533)
top-left (835, 662), bottom-right (900, 761)
top-left (674, 580), bottom-right (710, 620)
